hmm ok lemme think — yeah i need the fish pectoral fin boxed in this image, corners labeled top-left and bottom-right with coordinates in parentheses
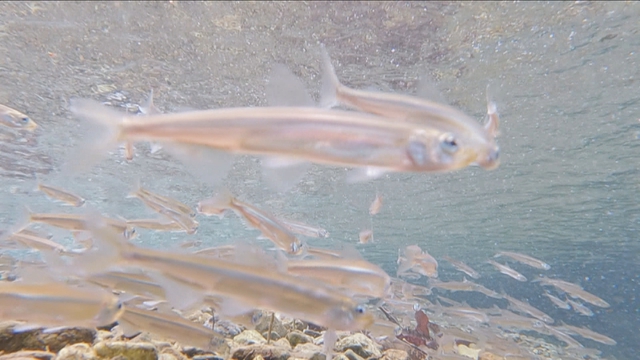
top-left (161, 143), bottom-right (234, 185)
top-left (117, 316), bottom-right (143, 338)
top-left (11, 324), bottom-right (44, 334)
top-left (345, 167), bottom-right (387, 183)
top-left (266, 64), bottom-right (315, 107)
top-left (217, 297), bottom-right (256, 318)
top-left (146, 272), bottom-right (206, 311)
top-left (261, 157), bottom-right (311, 192)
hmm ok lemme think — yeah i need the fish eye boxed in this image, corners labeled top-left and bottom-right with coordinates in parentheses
top-left (355, 305), bottom-right (365, 314)
top-left (439, 133), bottom-right (458, 154)
top-left (21, 117), bottom-right (30, 123)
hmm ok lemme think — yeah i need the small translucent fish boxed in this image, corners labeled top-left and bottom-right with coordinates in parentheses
top-left (320, 45), bottom-right (500, 170)
top-left (84, 222), bottom-right (374, 332)
top-left (87, 270), bottom-right (166, 299)
top-left (0, 282), bottom-right (123, 329)
top-left (558, 323), bottom-right (616, 345)
top-left (118, 305), bottom-right (229, 353)
top-left (566, 297), bottom-right (594, 317)
top-left (279, 218), bottom-right (330, 238)
top-left (543, 291), bottom-right (571, 310)
top-left (138, 200), bottom-right (198, 234)
top-left (286, 258), bottom-right (391, 298)
top-left (359, 229), bottom-right (373, 244)
top-left (0, 104), bottom-right (37, 131)
top-left (502, 294), bottom-right (554, 324)
top-left (130, 182), bottom-right (195, 218)
top-left (197, 191), bottom-right (302, 255)
top-left (543, 324), bottom-right (585, 349)
top-left (368, 193), bottom-right (383, 215)
top-left (486, 259), bottom-right (527, 282)
top-left (533, 277), bottom-right (610, 308)
top-left (36, 183), bottom-right (85, 207)
top-left (429, 278), bottom-right (502, 299)
top-left (68, 98), bottom-right (485, 184)
top-left (494, 251), bottom-right (550, 270)
top-left (397, 245), bottom-right (438, 278)
top-left (7, 230), bottom-right (67, 253)
top-left (441, 307), bottom-right (490, 324)
top-left (441, 255), bottom-right (481, 279)
top-left (25, 210), bottom-right (135, 239)
top-left (126, 218), bottom-right (185, 232)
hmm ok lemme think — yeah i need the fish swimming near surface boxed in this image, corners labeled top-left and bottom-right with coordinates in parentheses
top-left (494, 251), bottom-right (550, 270)
top-left (36, 182), bottom-right (86, 207)
top-left (0, 104), bottom-right (37, 131)
top-left (69, 76), bottom-right (494, 185)
top-left (319, 45), bottom-right (500, 171)
top-left (486, 259), bottom-right (527, 282)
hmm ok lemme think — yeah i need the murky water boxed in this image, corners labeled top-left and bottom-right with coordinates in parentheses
top-left (1, 2), bottom-right (638, 359)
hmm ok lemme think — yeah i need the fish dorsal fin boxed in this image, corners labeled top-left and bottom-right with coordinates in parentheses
top-left (266, 64), bottom-right (315, 107)
top-left (484, 85), bottom-right (500, 138)
top-left (415, 74), bottom-right (447, 104)
top-left (140, 89), bottom-right (161, 116)
top-left (261, 157), bottom-right (311, 193)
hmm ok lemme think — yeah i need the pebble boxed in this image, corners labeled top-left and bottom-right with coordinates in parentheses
top-left (232, 344), bottom-right (290, 360)
top-left (0, 324), bottom-right (96, 354)
top-left (286, 331), bottom-right (313, 348)
top-left (55, 344), bottom-right (96, 360)
top-left (234, 330), bottom-right (267, 345)
top-left (0, 350), bottom-right (56, 360)
top-left (380, 349), bottom-right (409, 360)
top-left (255, 315), bottom-right (288, 341)
top-left (93, 341), bottom-right (158, 360)
top-left (334, 334), bottom-right (382, 359)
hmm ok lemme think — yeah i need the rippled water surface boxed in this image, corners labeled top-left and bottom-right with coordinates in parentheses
top-left (1, 2), bottom-right (638, 359)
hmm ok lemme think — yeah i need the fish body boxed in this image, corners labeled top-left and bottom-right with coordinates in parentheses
top-left (494, 251), bottom-right (550, 270)
top-left (7, 231), bottom-right (67, 253)
top-left (397, 245), bottom-right (438, 278)
top-left (534, 277), bottom-right (610, 308)
top-left (126, 218), bottom-right (185, 232)
top-left (87, 224), bottom-right (373, 331)
top-left (558, 323), bottom-right (616, 345)
top-left (70, 100), bottom-right (489, 176)
top-left (442, 256), bottom-right (480, 279)
top-left (36, 183), bottom-right (85, 207)
top-left (486, 259), bottom-right (527, 282)
top-left (369, 193), bottom-right (383, 215)
top-left (0, 104), bottom-right (37, 130)
top-left (130, 183), bottom-right (195, 218)
top-left (87, 271), bottom-right (166, 299)
top-left (0, 282), bottom-right (123, 329)
top-left (543, 291), bottom-right (571, 310)
top-left (286, 258), bottom-right (391, 298)
top-left (118, 305), bottom-right (229, 352)
top-left (566, 298), bottom-right (594, 316)
top-left (27, 211), bottom-right (135, 239)
top-left (198, 192), bottom-right (302, 255)
top-left (358, 229), bottom-right (373, 244)
top-left (320, 46), bottom-right (500, 170)
top-left (503, 294), bottom-right (554, 324)
top-left (279, 218), bottom-right (330, 238)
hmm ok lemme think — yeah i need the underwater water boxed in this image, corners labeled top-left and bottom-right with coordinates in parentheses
top-left (0, 2), bottom-right (638, 359)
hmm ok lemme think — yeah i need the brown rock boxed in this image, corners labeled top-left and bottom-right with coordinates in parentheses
top-left (55, 344), bottom-right (97, 360)
top-left (93, 341), bottom-right (158, 360)
top-left (334, 334), bottom-right (381, 359)
top-left (380, 349), bottom-right (409, 360)
top-left (0, 351), bottom-right (55, 360)
top-left (0, 324), bottom-right (95, 354)
top-left (286, 331), bottom-right (313, 348)
top-left (231, 344), bottom-right (290, 360)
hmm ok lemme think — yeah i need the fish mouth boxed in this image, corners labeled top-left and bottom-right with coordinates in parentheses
top-left (478, 147), bottom-right (500, 170)
top-left (25, 121), bottom-right (38, 131)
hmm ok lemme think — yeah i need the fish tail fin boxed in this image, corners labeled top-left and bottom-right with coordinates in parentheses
top-left (139, 89), bottom-right (157, 115)
top-left (320, 44), bottom-right (342, 109)
top-left (69, 212), bottom-right (128, 275)
top-left (127, 178), bottom-right (143, 199)
top-left (9, 206), bottom-right (34, 237)
top-left (196, 189), bottom-right (234, 217)
top-left (485, 85), bottom-right (500, 138)
top-left (65, 98), bottom-right (127, 174)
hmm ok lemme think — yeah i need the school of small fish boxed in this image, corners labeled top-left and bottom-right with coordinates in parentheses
top-left (0, 45), bottom-right (616, 360)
